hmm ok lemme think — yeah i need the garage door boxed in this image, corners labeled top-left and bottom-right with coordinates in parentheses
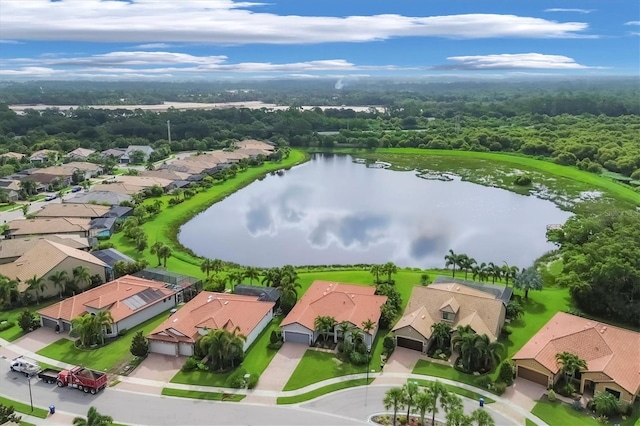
top-left (62, 321), bottom-right (72, 332)
top-left (283, 331), bottom-right (310, 345)
top-left (517, 366), bottom-right (549, 386)
top-left (179, 342), bottom-right (194, 356)
top-left (150, 340), bottom-right (177, 356)
top-left (41, 317), bottom-right (58, 329)
top-left (396, 336), bottom-right (424, 352)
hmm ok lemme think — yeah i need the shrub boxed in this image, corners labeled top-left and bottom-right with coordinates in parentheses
top-left (397, 415), bottom-right (407, 426)
top-left (492, 382), bottom-right (507, 396)
top-left (475, 376), bottom-right (492, 389)
top-left (225, 368), bottom-right (248, 388)
top-left (181, 357), bottom-right (198, 372)
top-left (619, 403), bottom-right (633, 416)
top-left (596, 415), bottom-right (608, 425)
top-left (269, 330), bottom-right (280, 345)
top-left (572, 400), bottom-right (583, 411)
top-left (514, 175), bottom-right (532, 186)
top-left (500, 327), bottom-right (512, 338)
top-left (118, 328), bottom-right (128, 337)
top-left (497, 361), bottom-right (514, 386)
top-left (547, 389), bottom-right (557, 402)
top-left (349, 351), bottom-right (367, 365)
top-left (246, 373), bottom-right (259, 389)
top-left (383, 335), bottom-right (396, 356)
top-left (0, 321), bottom-right (15, 332)
top-left (130, 331), bottom-right (149, 357)
top-left (559, 382), bottom-right (575, 397)
top-left (336, 342), bottom-right (344, 353)
top-left (586, 399), bottom-right (596, 411)
top-left (196, 362), bottom-right (208, 372)
top-left (17, 310), bottom-right (37, 333)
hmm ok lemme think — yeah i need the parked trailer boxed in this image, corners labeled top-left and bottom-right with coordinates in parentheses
top-left (38, 368), bottom-right (62, 384)
top-left (55, 366), bottom-right (108, 394)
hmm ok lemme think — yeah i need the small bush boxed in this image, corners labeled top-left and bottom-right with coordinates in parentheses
top-left (118, 328), bottom-right (128, 337)
top-left (225, 368), bottom-right (248, 388)
top-left (559, 382), bottom-right (575, 397)
top-left (0, 321), bottom-right (15, 331)
top-left (514, 175), bottom-right (532, 186)
top-left (619, 403), bottom-right (633, 416)
top-left (196, 362), bottom-right (208, 372)
top-left (383, 335), bottom-right (396, 356)
top-left (596, 415), bottom-right (608, 425)
top-left (397, 415), bottom-right (407, 425)
top-left (267, 341), bottom-right (283, 350)
top-left (349, 351), bottom-right (367, 365)
top-left (500, 327), bottom-right (512, 338)
top-left (497, 361), bottom-right (514, 386)
top-left (475, 376), bottom-right (492, 389)
top-left (246, 373), bottom-right (259, 389)
top-left (181, 357), bottom-right (198, 372)
top-left (572, 400), bottom-right (583, 411)
top-left (547, 389), bottom-right (557, 402)
top-left (492, 382), bottom-right (507, 396)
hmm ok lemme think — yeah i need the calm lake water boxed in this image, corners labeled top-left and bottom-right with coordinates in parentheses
top-left (179, 154), bottom-right (572, 268)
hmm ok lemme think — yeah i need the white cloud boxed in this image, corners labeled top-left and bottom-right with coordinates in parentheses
top-left (0, 0), bottom-right (592, 43)
top-left (628, 32), bottom-right (640, 36)
top-left (9, 51), bottom-right (229, 66)
top-left (131, 43), bottom-right (178, 49)
top-left (624, 21), bottom-right (640, 25)
top-left (0, 39), bottom-right (23, 44)
top-left (544, 8), bottom-right (596, 14)
top-left (434, 53), bottom-right (599, 70)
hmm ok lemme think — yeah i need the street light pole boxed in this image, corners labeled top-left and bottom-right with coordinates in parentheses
top-left (365, 347), bottom-right (371, 406)
top-left (27, 374), bottom-right (33, 412)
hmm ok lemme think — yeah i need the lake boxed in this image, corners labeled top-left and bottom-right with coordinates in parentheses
top-left (179, 154), bottom-right (572, 268)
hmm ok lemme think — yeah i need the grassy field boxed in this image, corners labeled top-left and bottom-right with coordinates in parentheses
top-left (276, 378), bottom-right (373, 404)
top-left (283, 350), bottom-right (368, 391)
top-left (161, 388), bottom-right (245, 402)
top-left (171, 318), bottom-right (282, 387)
top-left (0, 395), bottom-right (49, 419)
top-left (0, 300), bottom-right (58, 342)
top-left (408, 379), bottom-right (495, 404)
top-left (36, 310), bottom-right (170, 372)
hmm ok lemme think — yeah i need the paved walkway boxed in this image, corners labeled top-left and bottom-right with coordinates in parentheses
top-left (252, 343), bottom-right (307, 392)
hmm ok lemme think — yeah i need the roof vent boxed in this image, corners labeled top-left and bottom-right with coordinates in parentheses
top-left (224, 301), bottom-right (229, 305)
top-left (126, 287), bottom-right (132, 291)
top-left (351, 294), bottom-right (355, 298)
top-left (173, 318), bottom-right (178, 323)
top-left (421, 315), bottom-right (425, 319)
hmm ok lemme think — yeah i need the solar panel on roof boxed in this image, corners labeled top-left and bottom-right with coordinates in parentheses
top-left (122, 288), bottom-right (164, 311)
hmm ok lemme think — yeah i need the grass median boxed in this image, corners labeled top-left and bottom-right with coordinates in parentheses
top-left (277, 378), bottom-right (374, 404)
top-left (161, 388), bottom-right (245, 402)
top-left (0, 395), bottom-right (49, 419)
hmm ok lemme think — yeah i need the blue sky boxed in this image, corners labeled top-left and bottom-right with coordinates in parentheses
top-left (0, 0), bottom-right (638, 80)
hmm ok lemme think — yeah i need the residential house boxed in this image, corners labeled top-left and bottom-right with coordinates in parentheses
top-left (100, 148), bottom-right (126, 161)
top-left (66, 148), bottom-right (96, 161)
top-left (147, 291), bottom-right (274, 356)
top-left (0, 235), bottom-right (90, 265)
top-left (513, 312), bottom-right (640, 404)
top-left (0, 179), bottom-right (21, 201)
top-left (235, 139), bottom-right (275, 153)
top-left (34, 203), bottom-right (111, 219)
top-left (120, 145), bottom-right (154, 164)
top-left (38, 275), bottom-right (177, 335)
top-left (139, 170), bottom-right (192, 182)
top-left (132, 268), bottom-right (201, 304)
top-left (101, 206), bottom-right (133, 222)
top-left (89, 217), bottom-right (117, 238)
top-left (233, 285), bottom-right (281, 313)
top-left (63, 162), bottom-right (103, 179)
top-left (91, 248), bottom-right (135, 269)
top-left (64, 190), bottom-right (132, 206)
top-left (29, 149), bottom-right (58, 163)
top-left (91, 176), bottom-right (173, 196)
top-left (392, 283), bottom-right (506, 352)
top-left (281, 281), bottom-right (387, 348)
top-left (5, 218), bottom-right (92, 239)
top-left (0, 239), bottom-right (109, 300)
top-left (28, 173), bottom-right (66, 192)
top-left (0, 152), bottom-right (26, 161)
top-left (431, 276), bottom-right (514, 306)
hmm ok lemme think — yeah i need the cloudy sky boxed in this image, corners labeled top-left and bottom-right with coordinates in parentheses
top-left (0, 0), bottom-right (638, 80)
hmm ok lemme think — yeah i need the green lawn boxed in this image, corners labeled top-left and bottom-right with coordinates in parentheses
top-left (36, 310), bottom-right (171, 372)
top-left (171, 317), bottom-right (282, 387)
top-left (161, 388), bottom-right (245, 402)
top-left (277, 378), bottom-right (373, 404)
top-left (531, 400), bottom-right (640, 426)
top-left (0, 300), bottom-right (58, 342)
top-left (0, 396), bottom-right (49, 419)
top-left (413, 359), bottom-right (493, 387)
top-left (283, 350), bottom-right (367, 391)
top-left (408, 379), bottom-right (495, 404)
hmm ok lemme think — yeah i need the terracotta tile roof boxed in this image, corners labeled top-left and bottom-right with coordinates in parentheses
top-left (139, 170), bottom-right (191, 181)
top-left (281, 281), bottom-right (387, 333)
top-left (0, 235), bottom-right (90, 260)
top-left (0, 239), bottom-right (106, 288)
top-left (38, 275), bottom-right (175, 323)
top-left (34, 203), bottom-right (111, 219)
top-left (7, 217), bottom-right (91, 237)
top-left (236, 140), bottom-right (275, 152)
top-left (66, 148), bottom-right (95, 158)
top-left (148, 292), bottom-right (274, 344)
top-left (32, 166), bottom-right (76, 177)
top-left (64, 161), bottom-right (102, 171)
top-left (0, 152), bottom-right (25, 160)
top-left (513, 312), bottom-right (640, 395)
top-left (392, 284), bottom-right (506, 341)
top-left (114, 175), bottom-right (173, 188)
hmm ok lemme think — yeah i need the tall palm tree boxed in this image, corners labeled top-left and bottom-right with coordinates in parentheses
top-left (48, 270), bottom-right (68, 298)
top-left (199, 329), bottom-right (227, 371)
top-left (382, 261), bottom-right (397, 284)
top-left (477, 262), bottom-right (489, 282)
top-left (444, 250), bottom-right (462, 278)
top-left (0, 274), bottom-right (18, 307)
top-left (210, 258), bottom-right (225, 275)
top-left (226, 270), bottom-right (244, 292)
top-left (72, 266), bottom-right (91, 290)
top-left (277, 274), bottom-right (301, 301)
top-left (200, 258), bottom-right (215, 277)
top-left (459, 256), bottom-right (476, 280)
top-left (424, 380), bottom-right (449, 426)
top-left (453, 332), bottom-right (482, 373)
top-left (25, 275), bottom-right (46, 303)
top-left (501, 263), bottom-right (520, 287)
top-left (383, 387), bottom-right (405, 426)
top-left (471, 409), bottom-right (495, 426)
top-left (487, 262), bottom-right (502, 284)
top-left (261, 267), bottom-right (282, 287)
top-left (243, 266), bottom-right (260, 285)
top-left (431, 322), bottom-right (453, 351)
top-left (370, 264), bottom-right (382, 284)
top-left (402, 381), bottom-right (419, 421)
top-left (555, 351), bottom-right (588, 384)
top-left (72, 406), bottom-right (113, 426)
top-left (70, 314), bottom-right (97, 348)
top-left (314, 316), bottom-right (337, 343)
top-left (361, 318), bottom-right (376, 335)
top-left (150, 242), bottom-right (166, 267)
top-left (222, 326), bottom-right (246, 369)
top-left (93, 310), bottom-right (114, 345)
top-left (337, 321), bottom-right (352, 342)
top-left (475, 333), bottom-right (504, 371)
top-left (158, 245), bottom-right (172, 267)
top-left (415, 388), bottom-right (435, 426)
top-left (280, 265), bottom-right (298, 284)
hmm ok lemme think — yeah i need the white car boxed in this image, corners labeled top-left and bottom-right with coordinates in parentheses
top-left (9, 356), bottom-right (40, 377)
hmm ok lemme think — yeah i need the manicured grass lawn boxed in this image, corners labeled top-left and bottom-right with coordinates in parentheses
top-left (276, 378), bottom-right (373, 404)
top-left (408, 379), bottom-right (495, 404)
top-left (0, 300), bottom-right (58, 342)
top-left (161, 388), bottom-right (245, 402)
top-left (412, 359), bottom-right (492, 387)
top-left (0, 396), bottom-right (49, 419)
top-left (531, 400), bottom-right (640, 426)
top-left (283, 350), bottom-right (366, 391)
top-left (36, 310), bottom-right (170, 372)
top-left (171, 317), bottom-right (282, 387)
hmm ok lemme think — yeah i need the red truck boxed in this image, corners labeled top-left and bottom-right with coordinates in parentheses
top-left (53, 366), bottom-right (108, 394)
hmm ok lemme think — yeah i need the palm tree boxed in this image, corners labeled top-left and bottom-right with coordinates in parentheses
top-left (93, 310), bottom-right (114, 345)
top-left (222, 326), bottom-right (246, 369)
top-left (487, 262), bottom-right (502, 284)
top-left (431, 322), bottom-right (453, 351)
top-left (277, 274), bottom-right (301, 302)
top-left (454, 332), bottom-right (503, 372)
top-left (424, 380), bottom-right (449, 426)
top-left (402, 381), bottom-right (419, 421)
top-left (226, 270), bottom-right (244, 292)
top-left (593, 390), bottom-right (621, 417)
top-left (501, 263), bottom-right (520, 287)
top-left (382, 261), bottom-right (397, 284)
top-left (415, 388), bottom-right (435, 426)
top-left (72, 406), bottom-right (113, 426)
top-left (158, 245), bottom-right (172, 267)
top-left (444, 250), bottom-right (462, 278)
top-left (453, 332), bottom-right (482, 373)
top-left (72, 266), bottom-right (92, 290)
top-left (19, 179), bottom-right (37, 197)
top-left (0, 274), bottom-right (18, 307)
top-left (198, 329), bottom-right (227, 371)
top-left (150, 242), bottom-right (166, 267)
top-left (383, 387), bottom-right (405, 426)
top-left (280, 265), bottom-right (298, 284)
top-left (314, 316), bottom-right (337, 343)
top-left (555, 351), bottom-right (588, 385)
top-left (48, 270), bottom-right (68, 298)
top-left (471, 409), bottom-right (495, 426)
top-left (243, 266), bottom-right (260, 285)
top-left (370, 264), bottom-right (382, 284)
top-left (261, 267), bottom-right (282, 287)
top-left (361, 318), bottom-right (376, 335)
top-left (25, 275), bottom-right (46, 303)
top-left (70, 314), bottom-right (97, 348)
top-left (459, 255), bottom-right (476, 280)
top-left (476, 262), bottom-right (489, 282)
top-left (475, 334), bottom-right (504, 371)
top-left (200, 258), bottom-right (215, 277)
top-left (337, 321), bottom-right (352, 342)
top-left (211, 258), bottom-right (225, 275)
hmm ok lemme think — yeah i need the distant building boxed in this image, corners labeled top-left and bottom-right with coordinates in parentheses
top-left (91, 248), bottom-right (135, 268)
top-left (120, 145), bottom-right (154, 164)
top-left (66, 148), bottom-right (96, 161)
top-left (6, 217), bottom-right (92, 239)
top-left (0, 235), bottom-right (90, 265)
top-left (34, 203), bottom-right (111, 219)
top-left (29, 149), bottom-right (58, 163)
top-left (64, 190), bottom-right (132, 206)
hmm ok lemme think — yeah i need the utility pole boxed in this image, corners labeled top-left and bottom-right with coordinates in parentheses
top-left (28, 374), bottom-right (33, 412)
top-left (167, 120), bottom-right (171, 144)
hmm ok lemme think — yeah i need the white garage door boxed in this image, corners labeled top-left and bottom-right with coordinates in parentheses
top-left (284, 331), bottom-right (310, 345)
top-left (150, 340), bottom-right (177, 356)
top-left (179, 342), bottom-right (194, 356)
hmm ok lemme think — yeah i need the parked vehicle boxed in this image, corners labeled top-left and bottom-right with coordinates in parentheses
top-left (71, 186), bottom-right (82, 192)
top-left (37, 368), bottom-right (61, 384)
top-left (55, 366), bottom-right (107, 394)
top-left (9, 356), bottom-right (40, 377)
top-left (44, 195), bottom-right (57, 201)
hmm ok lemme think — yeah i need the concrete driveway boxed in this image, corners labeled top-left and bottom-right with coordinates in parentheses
top-left (128, 353), bottom-right (186, 383)
top-left (253, 343), bottom-right (307, 392)
top-left (13, 327), bottom-right (66, 353)
top-left (374, 347), bottom-right (421, 385)
top-left (503, 378), bottom-right (546, 411)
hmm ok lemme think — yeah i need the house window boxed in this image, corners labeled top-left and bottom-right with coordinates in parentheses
top-left (442, 311), bottom-right (455, 321)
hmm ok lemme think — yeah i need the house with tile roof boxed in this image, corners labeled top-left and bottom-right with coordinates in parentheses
top-left (0, 151), bottom-right (26, 160)
top-left (0, 235), bottom-right (90, 265)
top-left (281, 281), bottom-right (387, 347)
top-left (64, 190), bottom-right (132, 206)
top-left (66, 148), bottom-right (96, 161)
top-left (34, 203), bottom-right (111, 219)
top-left (147, 291), bottom-right (274, 356)
top-left (120, 145), bottom-right (154, 164)
top-left (392, 283), bottom-right (506, 353)
top-left (0, 239), bottom-right (109, 299)
top-left (513, 312), bottom-right (640, 403)
top-left (29, 149), bottom-right (58, 163)
top-left (5, 217), bottom-right (92, 239)
top-left (38, 275), bottom-right (177, 336)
